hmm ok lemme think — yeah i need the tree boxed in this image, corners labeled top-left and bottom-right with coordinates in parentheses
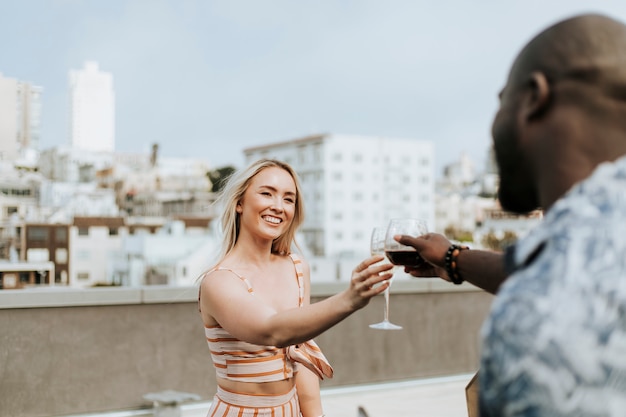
top-left (444, 226), bottom-right (474, 243)
top-left (481, 230), bottom-right (518, 251)
top-left (207, 166), bottom-right (236, 193)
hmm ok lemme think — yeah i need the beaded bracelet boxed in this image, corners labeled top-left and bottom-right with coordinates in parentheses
top-left (444, 244), bottom-right (470, 285)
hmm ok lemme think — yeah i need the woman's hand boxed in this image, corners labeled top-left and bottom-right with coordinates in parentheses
top-left (346, 255), bottom-right (393, 310)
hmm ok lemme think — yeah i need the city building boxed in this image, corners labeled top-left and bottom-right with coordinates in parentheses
top-left (244, 133), bottom-right (435, 258)
top-left (39, 146), bottom-right (114, 182)
top-left (69, 216), bottom-right (127, 287)
top-left (441, 152), bottom-right (476, 190)
top-left (434, 148), bottom-right (541, 249)
top-left (0, 163), bottom-right (45, 260)
top-left (0, 260), bottom-right (54, 289)
top-left (22, 223), bottom-right (70, 284)
top-left (475, 207), bottom-right (544, 250)
top-left (14, 215), bottom-right (216, 289)
top-left (115, 218), bottom-right (216, 287)
top-left (0, 72), bottom-right (42, 161)
top-left (434, 193), bottom-right (497, 235)
top-left (69, 61), bottom-right (115, 153)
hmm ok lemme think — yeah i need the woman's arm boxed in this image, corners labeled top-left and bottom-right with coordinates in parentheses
top-left (296, 366), bottom-right (323, 417)
top-left (296, 268), bottom-right (324, 417)
top-left (200, 255), bottom-right (393, 348)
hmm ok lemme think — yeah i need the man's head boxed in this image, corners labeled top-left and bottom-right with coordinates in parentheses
top-left (492, 13), bottom-right (626, 213)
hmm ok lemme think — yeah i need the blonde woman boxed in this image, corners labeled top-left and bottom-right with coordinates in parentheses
top-left (199, 159), bottom-right (391, 417)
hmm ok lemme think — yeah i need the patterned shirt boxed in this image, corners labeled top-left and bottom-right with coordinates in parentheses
top-left (480, 155), bottom-right (626, 417)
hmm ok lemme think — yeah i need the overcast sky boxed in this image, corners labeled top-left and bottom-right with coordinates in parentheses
top-left (2, 0), bottom-right (626, 175)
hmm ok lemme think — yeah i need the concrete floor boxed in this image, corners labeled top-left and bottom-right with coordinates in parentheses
top-left (320, 374), bottom-right (473, 417)
top-left (178, 373), bottom-right (473, 417)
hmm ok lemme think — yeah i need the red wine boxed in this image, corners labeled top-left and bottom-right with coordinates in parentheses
top-left (385, 250), bottom-right (424, 267)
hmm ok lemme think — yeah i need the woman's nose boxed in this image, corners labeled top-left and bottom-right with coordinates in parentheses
top-left (270, 198), bottom-right (284, 211)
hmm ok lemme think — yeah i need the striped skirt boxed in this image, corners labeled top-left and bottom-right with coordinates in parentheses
top-left (207, 386), bottom-right (300, 417)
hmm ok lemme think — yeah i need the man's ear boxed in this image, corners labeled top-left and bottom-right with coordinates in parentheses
top-left (522, 71), bottom-right (551, 121)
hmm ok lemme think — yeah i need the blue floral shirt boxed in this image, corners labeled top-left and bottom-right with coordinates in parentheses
top-left (480, 155), bottom-right (626, 417)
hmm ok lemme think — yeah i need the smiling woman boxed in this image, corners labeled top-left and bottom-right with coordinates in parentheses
top-left (197, 158), bottom-right (392, 417)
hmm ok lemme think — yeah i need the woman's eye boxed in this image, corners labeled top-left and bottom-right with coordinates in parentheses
top-left (285, 198), bottom-right (295, 204)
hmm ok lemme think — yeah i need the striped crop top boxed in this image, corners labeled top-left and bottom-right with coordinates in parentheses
top-left (201, 253), bottom-right (333, 383)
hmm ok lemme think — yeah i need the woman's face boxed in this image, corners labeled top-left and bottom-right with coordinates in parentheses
top-left (236, 166), bottom-right (297, 241)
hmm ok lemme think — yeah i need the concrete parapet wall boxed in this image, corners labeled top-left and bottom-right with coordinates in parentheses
top-left (0, 281), bottom-right (493, 417)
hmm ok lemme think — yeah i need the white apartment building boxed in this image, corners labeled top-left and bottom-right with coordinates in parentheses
top-left (442, 152), bottom-right (475, 189)
top-left (69, 61), bottom-right (115, 153)
top-left (67, 216), bottom-right (215, 288)
top-left (118, 219), bottom-right (216, 287)
top-left (69, 217), bottom-right (127, 287)
top-left (244, 134), bottom-right (435, 258)
top-left (39, 146), bottom-right (114, 182)
top-left (40, 182), bottom-right (120, 223)
top-left (0, 73), bottom-right (42, 161)
top-left (475, 208), bottom-right (544, 246)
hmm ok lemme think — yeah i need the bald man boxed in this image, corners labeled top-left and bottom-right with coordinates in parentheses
top-left (397, 13), bottom-right (626, 416)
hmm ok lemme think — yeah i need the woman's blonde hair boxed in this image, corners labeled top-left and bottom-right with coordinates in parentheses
top-left (213, 158), bottom-right (304, 262)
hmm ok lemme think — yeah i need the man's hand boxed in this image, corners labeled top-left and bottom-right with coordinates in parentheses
top-left (394, 233), bottom-right (453, 282)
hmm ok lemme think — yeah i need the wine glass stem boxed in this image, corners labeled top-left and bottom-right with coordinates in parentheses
top-left (383, 286), bottom-right (390, 322)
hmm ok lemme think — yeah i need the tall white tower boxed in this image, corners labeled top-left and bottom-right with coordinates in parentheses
top-left (69, 61), bottom-right (115, 152)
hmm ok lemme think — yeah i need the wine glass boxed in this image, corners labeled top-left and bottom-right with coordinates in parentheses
top-left (369, 226), bottom-right (402, 330)
top-left (384, 218), bottom-right (428, 269)
top-left (374, 218), bottom-right (428, 330)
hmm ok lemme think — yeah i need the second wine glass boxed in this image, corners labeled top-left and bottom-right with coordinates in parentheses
top-left (384, 218), bottom-right (428, 268)
top-left (369, 226), bottom-right (402, 330)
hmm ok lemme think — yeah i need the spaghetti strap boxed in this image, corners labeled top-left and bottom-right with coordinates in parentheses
top-left (198, 267), bottom-right (254, 313)
top-left (288, 253), bottom-right (305, 307)
top-left (202, 267), bottom-right (254, 293)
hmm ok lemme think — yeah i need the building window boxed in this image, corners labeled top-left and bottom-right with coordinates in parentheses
top-left (109, 227), bottom-right (118, 236)
top-left (76, 250), bottom-right (90, 260)
top-left (313, 145), bottom-right (321, 163)
top-left (55, 227), bottom-right (67, 242)
top-left (55, 248), bottom-right (68, 264)
top-left (78, 227), bottom-right (89, 236)
top-left (298, 146), bottom-right (307, 164)
top-left (26, 248), bottom-right (49, 262)
top-left (27, 226), bottom-right (48, 241)
top-left (77, 272), bottom-right (90, 280)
